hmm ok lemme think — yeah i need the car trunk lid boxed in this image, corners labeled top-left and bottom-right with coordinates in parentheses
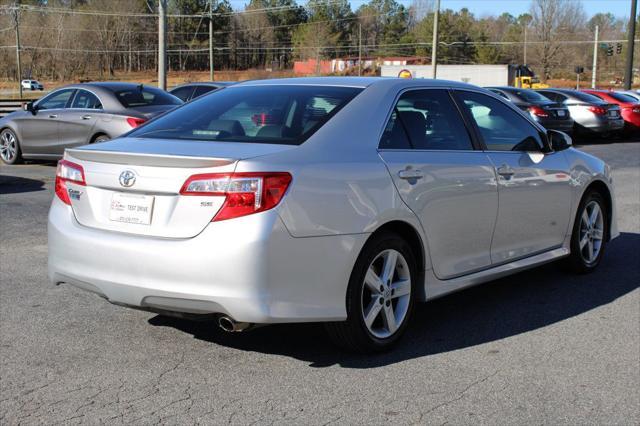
top-left (63, 138), bottom-right (295, 238)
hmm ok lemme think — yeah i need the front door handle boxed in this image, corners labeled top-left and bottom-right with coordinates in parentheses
top-left (81, 115), bottom-right (92, 120)
top-left (48, 114), bottom-right (58, 119)
top-left (398, 167), bottom-right (424, 180)
top-left (497, 164), bottom-right (515, 178)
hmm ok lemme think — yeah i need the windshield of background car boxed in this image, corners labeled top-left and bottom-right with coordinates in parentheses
top-left (129, 85), bottom-right (363, 145)
top-left (569, 91), bottom-right (607, 103)
top-left (513, 89), bottom-right (553, 103)
top-left (115, 86), bottom-right (183, 107)
top-left (607, 92), bottom-right (638, 103)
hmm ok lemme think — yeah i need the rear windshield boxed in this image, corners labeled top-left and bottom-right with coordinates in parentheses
top-left (129, 85), bottom-right (363, 145)
top-left (115, 86), bottom-right (183, 108)
top-left (568, 91), bottom-right (606, 103)
top-left (511, 89), bottom-right (552, 103)
top-left (607, 92), bottom-right (638, 103)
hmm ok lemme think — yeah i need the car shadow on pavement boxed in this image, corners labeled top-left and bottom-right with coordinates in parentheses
top-left (0, 175), bottom-right (46, 194)
top-left (149, 232), bottom-right (640, 368)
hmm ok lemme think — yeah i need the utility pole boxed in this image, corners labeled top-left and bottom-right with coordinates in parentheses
top-left (431, 0), bottom-right (440, 79)
top-left (624, 0), bottom-right (637, 90)
top-left (358, 22), bottom-right (362, 76)
top-left (158, 0), bottom-right (167, 90)
top-left (209, 0), bottom-right (214, 81)
top-left (523, 25), bottom-right (527, 65)
top-left (592, 25), bottom-right (599, 89)
top-left (13, 1), bottom-right (22, 98)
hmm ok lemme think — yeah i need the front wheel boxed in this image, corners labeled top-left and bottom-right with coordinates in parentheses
top-left (566, 191), bottom-right (608, 273)
top-left (0, 128), bottom-right (23, 165)
top-left (325, 232), bottom-right (417, 353)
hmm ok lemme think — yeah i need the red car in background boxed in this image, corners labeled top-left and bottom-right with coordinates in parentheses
top-left (581, 89), bottom-right (640, 135)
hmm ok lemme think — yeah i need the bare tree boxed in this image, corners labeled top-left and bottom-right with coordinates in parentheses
top-left (529, 0), bottom-right (586, 80)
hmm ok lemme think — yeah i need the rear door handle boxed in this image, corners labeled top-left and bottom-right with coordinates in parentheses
top-left (48, 114), bottom-right (58, 119)
top-left (496, 164), bottom-right (515, 178)
top-left (81, 115), bottom-right (92, 120)
top-left (398, 168), bottom-right (424, 180)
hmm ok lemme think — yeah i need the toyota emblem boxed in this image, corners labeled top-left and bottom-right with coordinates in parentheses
top-left (119, 170), bottom-right (136, 187)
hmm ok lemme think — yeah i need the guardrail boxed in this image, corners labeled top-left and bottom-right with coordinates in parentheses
top-left (0, 99), bottom-right (29, 118)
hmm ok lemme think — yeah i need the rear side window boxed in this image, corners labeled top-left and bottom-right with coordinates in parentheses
top-left (129, 85), bottom-right (362, 145)
top-left (115, 86), bottom-right (183, 107)
top-left (539, 91), bottom-right (565, 103)
top-left (512, 89), bottom-right (552, 103)
top-left (379, 89), bottom-right (473, 150)
top-left (455, 90), bottom-right (543, 152)
top-left (569, 91), bottom-right (606, 103)
top-left (71, 90), bottom-right (102, 109)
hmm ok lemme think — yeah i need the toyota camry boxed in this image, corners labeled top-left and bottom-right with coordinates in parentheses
top-left (48, 77), bottom-right (618, 352)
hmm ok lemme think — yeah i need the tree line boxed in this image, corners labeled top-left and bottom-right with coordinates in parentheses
top-left (0, 0), bottom-right (636, 82)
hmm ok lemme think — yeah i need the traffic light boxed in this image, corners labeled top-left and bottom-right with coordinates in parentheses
top-left (616, 43), bottom-right (623, 54)
top-left (607, 44), bottom-right (614, 56)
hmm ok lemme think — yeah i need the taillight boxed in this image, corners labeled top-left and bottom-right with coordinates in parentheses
top-left (126, 117), bottom-right (147, 128)
top-left (529, 106), bottom-right (549, 117)
top-left (55, 160), bottom-right (85, 205)
top-left (588, 106), bottom-right (607, 115)
top-left (180, 172), bottom-right (292, 221)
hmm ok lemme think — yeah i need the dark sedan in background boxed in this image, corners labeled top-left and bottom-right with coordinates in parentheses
top-left (169, 81), bottom-right (234, 102)
top-left (537, 88), bottom-right (624, 137)
top-left (486, 86), bottom-right (574, 133)
top-left (0, 82), bottom-right (183, 165)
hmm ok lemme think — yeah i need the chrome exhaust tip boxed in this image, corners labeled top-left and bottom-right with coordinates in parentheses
top-left (218, 316), bottom-right (252, 333)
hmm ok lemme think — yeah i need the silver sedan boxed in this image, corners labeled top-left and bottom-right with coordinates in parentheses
top-left (0, 82), bottom-right (182, 164)
top-left (48, 77), bottom-right (618, 352)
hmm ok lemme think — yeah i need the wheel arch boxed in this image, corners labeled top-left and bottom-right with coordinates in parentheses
top-left (580, 179), bottom-right (614, 241)
top-left (89, 132), bottom-right (109, 144)
top-left (367, 220), bottom-right (428, 300)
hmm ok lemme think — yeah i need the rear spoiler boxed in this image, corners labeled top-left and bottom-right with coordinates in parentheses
top-left (65, 148), bottom-right (236, 168)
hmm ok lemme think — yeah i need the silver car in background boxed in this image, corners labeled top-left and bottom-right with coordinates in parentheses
top-left (537, 88), bottom-right (624, 136)
top-left (0, 82), bottom-right (183, 164)
top-left (48, 77), bottom-right (618, 353)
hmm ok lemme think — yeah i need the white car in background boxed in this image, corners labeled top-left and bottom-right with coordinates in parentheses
top-left (21, 79), bottom-right (44, 91)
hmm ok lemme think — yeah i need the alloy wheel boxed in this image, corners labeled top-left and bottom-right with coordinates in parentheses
top-left (578, 200), bottom-right (604, 265)
top-left (0, 131), bottom-right (18, 163)
top-left (360, 249), bottom-right (411, 339)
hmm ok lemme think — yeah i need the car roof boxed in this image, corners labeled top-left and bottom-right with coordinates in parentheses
top-left (172, 81), bottom-right (234, 88)
top-left (232, 76), bottom-right (482, 90)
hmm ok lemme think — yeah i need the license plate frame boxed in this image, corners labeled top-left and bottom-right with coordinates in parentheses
top-left (109, 192), bottom-right (155, 225)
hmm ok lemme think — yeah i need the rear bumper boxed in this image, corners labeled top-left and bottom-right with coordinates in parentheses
top-left (48, 198), bottom-right (366, 323)
top-left (578, 117), bottom-right (625, 133)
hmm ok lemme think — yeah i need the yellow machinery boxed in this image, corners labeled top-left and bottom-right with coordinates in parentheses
top-left (513, 65), bottom-right (550, 89)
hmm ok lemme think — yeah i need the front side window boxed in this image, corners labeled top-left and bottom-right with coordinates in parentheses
top-left (455, 90), bottom-right (543, 152)
top-left (37, 89), bottom-right (75, 110)
top-left (379, 89), bottom-right (473, 151)
top-left (129, 85), bottom-right (362, 145)
top-left (193, 86), bottom-right (215, 99)
top-left (169, 86), bottom-right (195, 102)
top-left (71, 90), bottom-right (102, 109)
top-left (115, 86), bottom-right (183, 108)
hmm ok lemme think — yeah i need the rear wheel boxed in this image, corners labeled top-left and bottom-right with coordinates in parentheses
top-left (0, 128), bottom-right (22, 165)
top-left (325, 231), bottom-right (417, 353)
top-left (92, 134), bottom-right (110, 143)
top-left (566, 191), bottom-right (608, 273)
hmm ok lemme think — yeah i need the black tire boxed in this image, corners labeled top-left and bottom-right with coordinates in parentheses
top-left (565, 191), bottom-right (608, 274)
top-left (0, 128), bottom-right (23, 165)
top-left (325, 231), bottom-right (418, 353)
top-left (92, 134), bottom-right (110, 143)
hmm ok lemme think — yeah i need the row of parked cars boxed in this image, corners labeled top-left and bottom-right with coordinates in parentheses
top-left (0, 79), bottom-right (638, 165)
top-left (486, 86), bottom-right (640, 138)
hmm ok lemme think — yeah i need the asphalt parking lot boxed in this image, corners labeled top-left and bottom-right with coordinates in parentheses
top-left (1, 139), bottom-right (639, 425)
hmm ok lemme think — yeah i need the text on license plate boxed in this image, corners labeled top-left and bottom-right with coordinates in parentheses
top-left (556, 110), bottom-right (566, 117)
top-left (109, 193), bottom-right (155, 225)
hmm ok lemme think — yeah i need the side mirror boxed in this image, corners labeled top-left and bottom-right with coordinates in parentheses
top-left (22, 101), bottom-right (36, 115)
top-left (548, 130), bottom-right (572, 151)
